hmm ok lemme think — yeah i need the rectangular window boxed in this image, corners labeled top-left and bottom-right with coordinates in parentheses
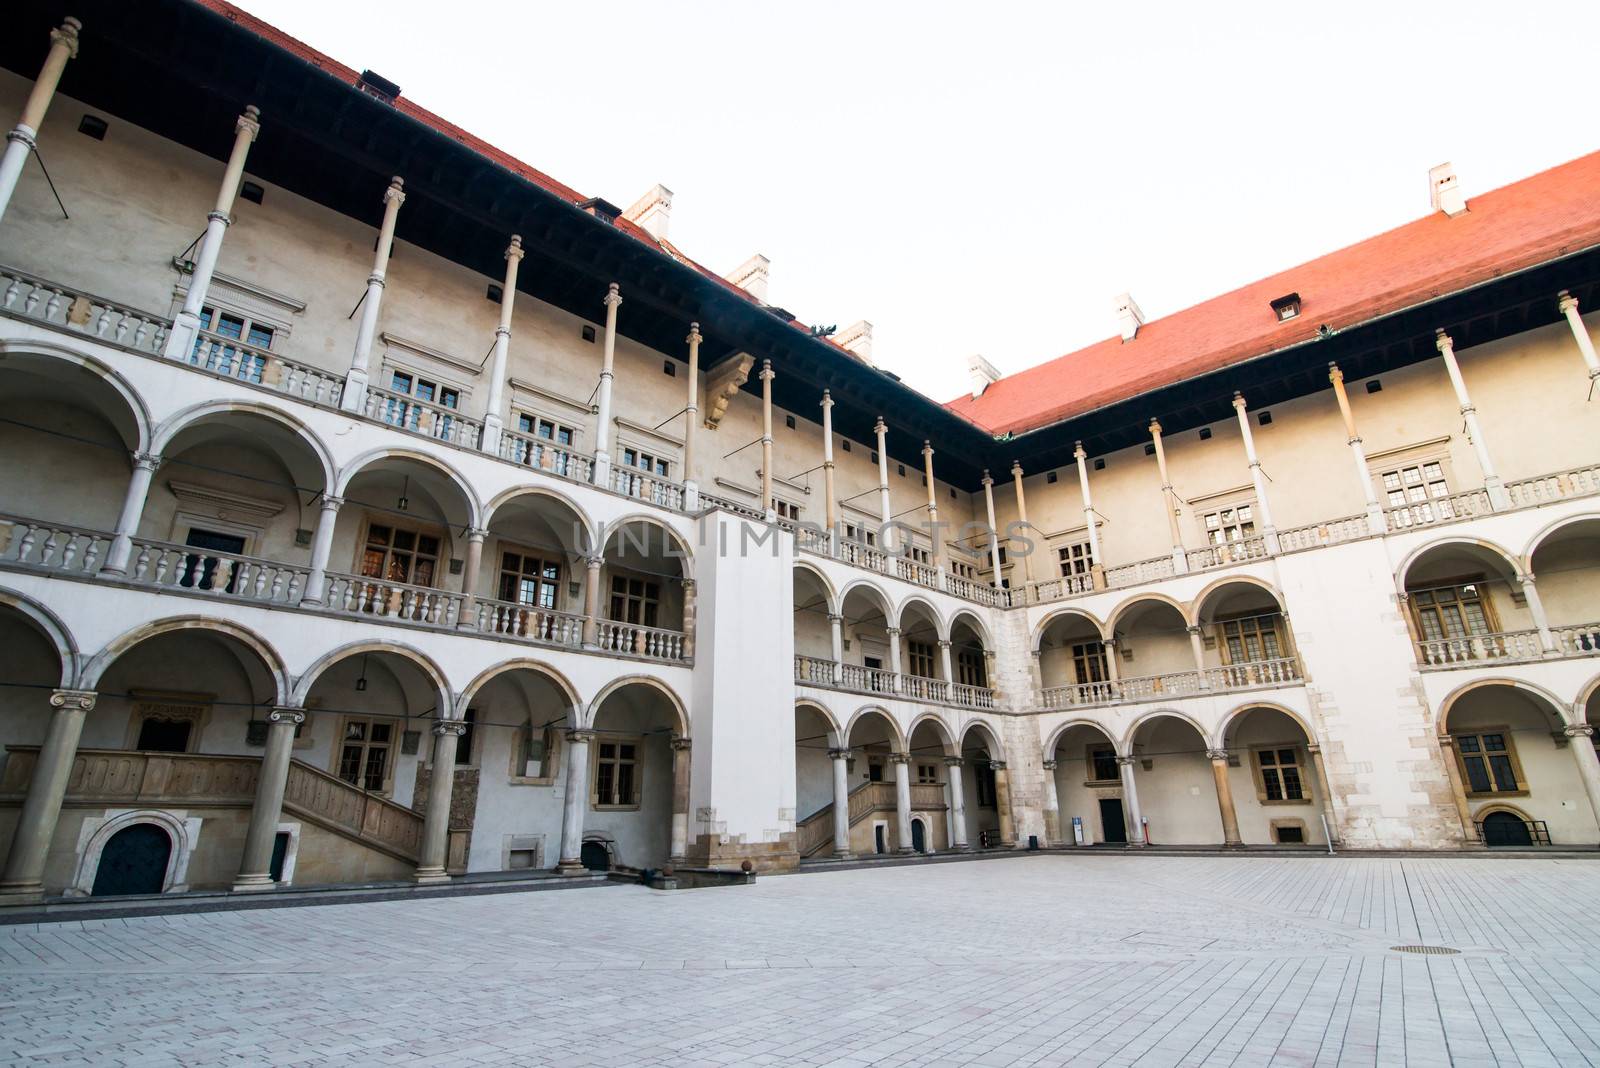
top-left (956, 650), bottom-right (987, 687)
top-left (609, 574), bottom-right (660, 627)
top-left (337, 719), bottom-right (392, 793)
top-left (382, 370), bottom-right (460, 436)
top-left (1203, 504), bottom-right (1256, 546)
top-left (516, 412), bottom-right (576, 446)
top-left (497, 549), bottom-right (561, 610)
top-left (916, 763), bottom-right (938, 784)
top-left (621, 446), bottom-right (670, 479)
top-left (359, 523), bottom-right (441, 587)
top-left (1411, 583), bottom-right (1493, 642)
top-left (1088, 744), bottom-right (1119, 784)
top-left (1219, 614), bottom-right (1284, 663)
top-left (907, 640), bottom-right (936, 679)
top-left (1071, 641), bottom-right (1108, 685)
top-left (775, 500), bottom-right (802, 521)
top-left (845, 523), bottom-right (877, 548)
top-left (909, 545), bottom-right (931, 565)
top-left (1057, 541), bottom-right (1093, 579)
top-left (1381, 461), bottom-right (1450, 511)
top-left (1454, 731), bottom-right (1520, 795)
top-left (593, 738), bottom-right (639, 806)
top-left (191, 305), bottom-right (271, 382)
top-left (1256, 747), bottom-right (1305, 802)
top-left (950, 559), bottom-right (977, 581)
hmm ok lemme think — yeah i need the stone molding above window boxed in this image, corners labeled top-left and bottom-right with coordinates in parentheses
top-left (172, 270), bottom-right (305, 338)
top-left (379, 332), bottom-right (479, 393)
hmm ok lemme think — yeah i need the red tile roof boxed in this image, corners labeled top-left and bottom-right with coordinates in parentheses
top-left (946, 150), bottom-right (1600, 436)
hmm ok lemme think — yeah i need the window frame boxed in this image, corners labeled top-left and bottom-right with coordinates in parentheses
top-left (592, 735), bottom-right (643, 809)
top-left (1451, 727), bottom-right (1527, 797)
top-left (1056, 540), bottom-right (1094, 580)
top-left (906, 639), bottom-right (937, 680)
top-left (333, 715), bottom-right (398, 796)
top-left (509, 720), bottom-right (563, 786)
top-left (1215, 611), bottom-right (1288, 665)
top-left (1252, 745), bottom-right (1310, 805)
top-left (1410, 578), bottom-right (1499, 643)
top-left (355, 517), bottom-right (446, 589)
top-left (1071, 641), bottom-right (1108, 685)
top-left (496, 544), bottom-right (564, 611)
top-left (608, 571), bottom-right (661, 628)
top-left (1085, 743), bottom-right (1120, 786)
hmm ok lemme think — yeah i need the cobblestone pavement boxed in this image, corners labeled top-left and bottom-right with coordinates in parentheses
top-left (1, 855), bottom-right (1598, 1066)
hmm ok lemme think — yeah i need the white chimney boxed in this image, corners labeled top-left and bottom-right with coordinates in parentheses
top-left (837, 320), bottom-right (874, 366)
top-left (968, 354), bottom-right (1001, 400)
top-left (726, 254), bottom-right (771, 302)
top-left (1114, 292), bottom-right (1146, 342)
top-left (622, 183), bottom-right (673, 241)
top-left (1429, 162), bottom-right (1467, 217)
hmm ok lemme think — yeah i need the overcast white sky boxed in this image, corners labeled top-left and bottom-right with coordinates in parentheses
top-left (243, 0), bottom-right (1600, 403)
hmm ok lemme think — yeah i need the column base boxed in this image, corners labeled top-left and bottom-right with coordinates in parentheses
top-left (1221, 840), bottom-right (1246, 850)
top-left (895, 847), bottom-right (916, 856)
top-left (555, 860), bottom-right (590, 876)
top-left (830, 849), bottom-right (855, 860)
top-left (412, 867), bottom-right (451, 885)
top-left (231, 874), bottom-right (279, 892)
top-left (0, 885), bottom-right (45, 906)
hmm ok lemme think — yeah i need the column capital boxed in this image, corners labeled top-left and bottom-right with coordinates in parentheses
top-left (51, 17), bottom-right (84, 59)
top-left (874, 416), bottom-right (887, 436)
top-left (1327, 362), bottom-right (1344, 386)
top-left (466, 527), bottom-right (488, 543)
top-left (1011, 461), bottom-right (1024, 478)
top-left (922, 440), bottom-right (934, 458)
top-left (236, 104), bottom-right (262, 142)
top-left (1558, 290), bottom-right (1579, 315)
top-left (1187, 625), bottom-right (1202, 636)
top-left (827, 747), bottom-right (853, 760)
top-left (1436, 733), bottom-right (1456, 749)
top-left (1041, 759), bottom-right (1058, 771)
top-left (1434, 327), bottom-right (1453, 353)
top-left (820, 388), bottom-right (833, 410)
top-left (889, 751), bottom-right (912, 765)
top-left (566, 728), bottom-right (597, 743)
top-left (686, 321), bottom-right (702, 345)
top-left (602, 282), bottom-right (622, 308)
top-left (827, 613), bottom-right (843, 624)
top-left (981, 469), bottom-right (993, 487)
top-left (132, 451), bottom-right (162, 471)
top-left (504, 233), bottom-right (524, 261)
top-left (1563, 724), bottom-right (1596, 739)
top-left (383, 176), bottom-right (406, 206)
top-left (319, 494), bottom-right (345, 511)
top-left (1116, 754), bottom-right (1137, 767)
top-left (1306, 742), bottom-right (1321, 754)
top-left (988, 759), bottom-right (1007, 771)
top-left (1073, 440), bottom-right (1087, 461)
top-left (1103, 636), bottom-right (1119, 648)
top-left (433, 719), bottom-right (468, 738)
top-left (49, 689), bottom-right (96, 713)
top-left (670, 736), bottom-right (692, 752)
top-left (1030, 649), bottom-right (1042, 660)
top-left (759, 357), bottom-right (774, 382)
top-left (680, 577), bottom-right (696, 592)
top-left (1206, 748), bottom-right (1230, 762)
top-left (937, 639), bottom-right (952, 649)
top-left (885, 626), bottom-right (902, 637)
top-left (267, 707), bottom-right (306, 726)
top-left (1232, 390), bottom-right (1247, 411)
top-left (1148, 418), bottom-right (1162, 436)
top-left (943, 755), bottom-right (964, 768)
top-left (584, 554), bottom-right (603, 570)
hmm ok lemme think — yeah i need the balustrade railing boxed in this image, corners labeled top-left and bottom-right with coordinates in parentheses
top-left (476, 599), bottom-right (585, 647)
top-left (944, 573), bottom-right (1011, 607)
top-left (1204, 656), bottom-right (1302, 689)
top-left (499, 431), bottom-right (593, 482)
top-left (1186, 536), bottom-right (1268, 572)
top-left (365, 386), bottom-right (483, 448)
top-left (1506, 464), bottom-right (1600, 507)
top-left (699, 493), bottom-right (767, 521)
top-left (187, 328), bottom-right (269, 384)
top-left (1104, 554), bottom-right (1176, 590)
top-left (595, 620), bottom-right (687, 661)
top-left (282, 760), bottom-right (422, 860)
top-left (1027, 573), bottom-right (1095, 605)
top-left (323, 572), bottom-right (465, 627)
top-left (1385, 488), bottom-right (1492, 531)
top-left (950, 682), bottom-right (998, 709)
top-left (268, 354), bottom-right (345, 406)
top-left (610, 467), bottom-right (685, 510)
top-left (1040, 680), bottom-right (1119, 710)
top-left (0, 516), bottom-right (110, 575)
top-left (1552, 622), bottom-right (1600, 656)
top-left (127, 538), bottom-right (308, 605)
top-left (895, 558), bottom-right (939, 589)
top-left (898, 674), bottom-right (949, 702)
top-left (794, 653), bottom-right (837, 685)
top-left (1416, 629), bottom-right (1544, 667)
top-left (839, 661), bottom-right (896, 694)
top-left (1276, 515), bottom-right (1371, 553)
top-left (1, 266), bottom-right (168, 355)
top-left (1037, 659), bottom-right (1301, 709)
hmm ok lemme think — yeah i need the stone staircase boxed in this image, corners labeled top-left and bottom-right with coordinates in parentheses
top-left (794, 780), bottom-right (948, 858)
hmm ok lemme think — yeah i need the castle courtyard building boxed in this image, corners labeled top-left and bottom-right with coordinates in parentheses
top-left (1, 0), bottom-right (1598, 903)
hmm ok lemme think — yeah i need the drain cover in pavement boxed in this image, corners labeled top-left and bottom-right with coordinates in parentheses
top-left (1390, 945), bottom-right (1461, 955)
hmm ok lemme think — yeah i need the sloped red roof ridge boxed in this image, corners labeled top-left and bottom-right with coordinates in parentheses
top-left (946, 149), bottom-right (1600, 437)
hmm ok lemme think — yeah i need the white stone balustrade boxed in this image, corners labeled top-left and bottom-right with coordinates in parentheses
top-left (1203, 656), bottom-right (1302, 690)
top-left (838, 661), bottom-right (896, 694)
top-left (1385, 488), bottom-right (1492, 531)
top-left (610, 467), bottom-right (685, 511)
top-left (476, 600), bottom-right (585, 647)
top-left (1276, 515), bottom-right (1370, 553)
top-left (1416, 626), bottom-right (1600, 668)
top-left (950, 682), bottom-right (998, 709)
top-left (498, 430), bottom-right (594, 483)
top-left (365, 386), bottom-right (483, 449)
top-left (595, 620), bottom-right (687, 661)
top-left (1186, 536), bottom-right (1269, 572)
top-left (1103, 554), bottom-right (1177, 590)
top-left (186, 328), bottom-right (270, 384)
top-left (127, 538), bottom-right (307, 605)
top-left (323, 572), bottom-right (465, 627)
top-left (1, 266), bottom-right (167, 355)
top-left (794, 653), bottom-right (836, 685)
top-left (0, 516), bottom-right (110, 575)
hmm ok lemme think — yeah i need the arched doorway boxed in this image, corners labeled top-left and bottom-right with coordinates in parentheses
top-left (586, 680), bottom-right (689, 870)
top-left (911, 818), bottom-right (927, 853)
top-left (1480, 810), bottom-right (1533, 848)
top-left (838, 584), bottom-right (894, 693)
top-left (1036, 611), bottom-right (1111, 708)
top-left (598, 520), bottom-right (690, 659)
top-left (1219, 706), bottom-right (1326, 846)
top-left (478, 490), bottom-right (592, 643)
top-left (1047, 722), bottom-right (1124, 845)
top-left (91, 823), bottom-right (171, 896)
top-left (845, 708), bottom-right (904, 854)
top-left (907, 717), bottom-right (956, 851)
top-left (1126, 713), bottom-right (1220, 846)
top-left (959, 722), bottom-right (1008, 848)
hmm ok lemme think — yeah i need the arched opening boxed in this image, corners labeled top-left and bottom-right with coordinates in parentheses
top-left (949, 612), bottom-right (992, 700)
top-left (906, 717), bottom-right (955, 852)
top-left (1193, 581), bottom-right (1299, 689)
top-left (1109, 598), bottom-right (1195, 700)
top-left (0, 351), bottom-right (145, 537)
top-left (1479, 809), bottom-right (1533, 848)
top-left (90, 823), bottom-right (171, 896)
top-left (1402, 541), bottom-right (1529, 665)
top-left (478, 491), bottom-right (592, 643)
top-left (845, 709), bottom-right (903, 854)
top-left (0, 600), bottom-right (71, 759)
top-left (1527, 518), bottom-right (1600, 654)
top-left (1037, 612), bottom-right (1112, 708)
top-left (586, 680), bottom-right (687, 871)
top-left (1440, 683), bottom-right (1593, 845)
top-left (959, 722), bottom-right (1005, 848)
top-left (333, 454), bottom-right (477, 624)
top-left (838, 585), bottom-right (894, 693)
top-left (1126, 713), bottom-right (1219, 846)
top-left (598, 520), bottom-right (690, 658)
top-left (910, 817), bottom-right (927, 853)
top-left (896, 598), bottom-right (945, 699)
top-left (1046, 722), bottom-right (1124, 845)
top-left (792, 566), bottom-right (835, 682)
top-left (793, 702), bottom-right (843, 857)
top-left (1220, 706), bottom-right (1324, 846)
top-left (459, 663), bottom-right (580, 872)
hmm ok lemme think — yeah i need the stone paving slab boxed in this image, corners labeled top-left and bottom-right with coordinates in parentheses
top-left (0, 856), bottom-right (1597, 1065)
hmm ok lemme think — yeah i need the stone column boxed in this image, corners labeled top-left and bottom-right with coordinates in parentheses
top-left (415, 720), bottom-right (465, 883)
top-left (557, 728), bottom-right (595, 873)
top-left (0, 17), bottom-right (81, 227)
top-left (1148, 420), bottom-right (1188, 573)
top-left (891, 753), bottom-right (915, 853)
top-left (0, 689), bottom-right (94, 901)
top-left (1557, 291), bottom-right (1600, 384)
top-left (828, 613), bottom-right (844, 684)
top-left (1102, 637), bottom-right (1122, 691)
top-left (981, 470), bottom-right (1004, 589)
top-left (938, 639), bottom-right (954, 685)
top-left (680, 579), bottom-right (696, 660)
top-left (1232, 393), bottom-right (1280, 554)
top-left (1435, 735), bottom-right (1478, 844)
top-left (1188, 625), bottom-right (1210, 689)
top-left (820, 390), bottom-right (838, 547)
top-left (100, 452), bottom-right (160, 575)
top-left (456, 528), bottom-right (487, 631)
top-left (581, 555), bottom-right (602, 648)
top-left (1010, 462), bottom-right (1038, 588)
top-left (669, 737), bottom-right (691, 860)
top-left (992, 760), bottom-right (1015, 845)
top-left (1040, 759), bottom-right (1061, 847)
top-left (233, 707), bottom-right (304, 890)
top-left (944, 756), bottom-right (970, 850)
top-left (874, 417), bottom-right (894, 552)
top-left (682, 324), bottom-right (701, 510)
top-left (479, 234), bottom-right (524, 455)
top-left (1072, 442), bottom-right (1105, 585)
top-left (161, 104), bottom-right (262, 360)
top-left (1207, 749), bottom-right (1243, 847)
top-left (339, 177), bottom-right (405, 409)
top-left (759, 358), bottom-right (775, 519)
top-left (829, 747), bottom-right (854, 858)
top-left (591, 283), bottom-right (622, 482)
top-left (1435, 330), bottom-right (1509, 509)
top-left (886, 626), bottom-right (903, 693)
top-left (1328, 363), bottom-right (1387, 534)
top-left (922, 442), bottom-right (944, 578)
top-left (1562, 725), bottom-right (1600, 835)
top-left (1521, 574), bottom-right (1557, 655)
top-left (299, 495), bottom-right (344, 605)
top-left (1118, 754), bottom-right (1145, 846)
top-left (1306, 743), bottom-right (1341, 846)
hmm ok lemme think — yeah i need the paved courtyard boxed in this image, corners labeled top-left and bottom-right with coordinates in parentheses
top-left (1, 855), bottom-right (1598, 1067)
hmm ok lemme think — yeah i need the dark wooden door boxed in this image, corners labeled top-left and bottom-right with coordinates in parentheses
top-left (580, 841), bottom-right (610, 871)
top-left (91, 824), bottom-right (170, 896)
top-left (1481, 811), bottom-right (1531, 847)
top-left (912, 820), bottom-right (926, 853)
top-left (1099, 798), bottom-right (1128, 844)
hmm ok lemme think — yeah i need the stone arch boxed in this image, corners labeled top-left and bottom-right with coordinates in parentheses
top-left (0, 586), bottom-right (79, 689)
top-left (1031, 606), bottom-right (1107, 651)
top-left (150, 399), bottom-right (337, 492)
top-left (895, 594), bottom-right (947, 641)
top-left (796, 698), bottom-right (845, 747)
top-left (1121, 707), bottom-right (1211, 754)
top-left (453, 658), bottom-right (583, 720)
top-left (1394, 535), bottom-right (1523, 593)
top-left (838, 578), bottom-right (894, 620)
top-left (484, 484), bottom-right (597, 553)
top-left (959, 717), bottom-right (1006, 761)
top-left (1435, 676), bottom-right (1574, 735)
top-left (1577, 672), bottom-right (1600, 721)
top-left (334, 446), bottom-right (485, 528)
top-left (792, 560), bottom-right (839, 616)
top-left (1191, 574), bottom-right (1288, 624)
top-left (845, 704), bottom-right (906, 751)
top-left (81, 616), bottom-right (289, 705)
top-left (71, 808), bottom-right (195, 896)
top-left (584, 674), bottom-right (690, 737)
top-left (0, 339), bottom-right (153, 453)
top-left (907, 711), bottom-right (958, 757)
top-left (290, 640), bottom-right (452, 717)
top-left (948, 608), bottom-right (993, 650)
top-left (1215, 700), bottom-right (1318, 750)
top-left (1522, 511), bottom-right (1600, 569)
top-left (597, 513), bottom-right (695, 581)
top-left (1042, 716), bottom-right (1117, 757)
top-left (1106, 591), bottom-right (1191, 635)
